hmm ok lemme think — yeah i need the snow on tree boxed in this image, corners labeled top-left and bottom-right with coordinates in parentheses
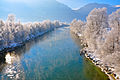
top-left (70, 8), bottom-right (120, 76)
top-left (70, 19), bottom-right (85, 34)
top-left (100, 9), bottom-right (120, 56)
top-left (83, 8), bottom-right (108, 51)
top-left (109, 9), bottom-right (120, 52)
top-left (0, 14), bottom-right (65, 51)
top-left (7, 14), bottom-right (15, 23)
top-left (100, 9), bottom-right (120, 64)
top-left (0, 20), bottom-right (5, 27)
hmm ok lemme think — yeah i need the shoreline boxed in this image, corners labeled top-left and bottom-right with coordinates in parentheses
top-left (0, 25), bottom-right (68, 54)
top-left (0, 29), bottom-right (52, 54)
top-left (72, 31), bottom-right (118, 80)
top-left (84, 51), bottom-right (116, 80)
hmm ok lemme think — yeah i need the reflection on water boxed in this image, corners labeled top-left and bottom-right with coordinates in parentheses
top-left (70, 31), bottom-right (82, 48)
top-left (1, 52), bottom-right (24, 80)
top-left (5, 53), bottom-right (14, 64)
top-left (0, 27), bottom-right (108, 80)
top-left (83, 58), bottom-right (108, 80)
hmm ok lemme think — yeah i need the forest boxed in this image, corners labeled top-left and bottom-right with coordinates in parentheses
top-left (70, 8), bottom-right (120, 78)
top-left (0, 14), bottom-right (65, 51)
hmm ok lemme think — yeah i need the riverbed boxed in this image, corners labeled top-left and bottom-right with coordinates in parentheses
top-left (0, 27), bottom-right (109, 80)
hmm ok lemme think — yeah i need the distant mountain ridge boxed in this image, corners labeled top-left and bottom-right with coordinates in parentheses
top-left (74, 3), bottom-right (120, 21)
top-left (0, 1), bottom-right (120, 22)
top-left (0, 0), bottom-right (78, 22)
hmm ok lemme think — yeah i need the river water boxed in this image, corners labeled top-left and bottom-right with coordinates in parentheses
top-left (0, 27), bottom-right (109, 80)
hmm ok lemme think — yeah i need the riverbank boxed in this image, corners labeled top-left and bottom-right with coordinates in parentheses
top-left (84, 51), bottom-right (116, 80)
top-left (0, 14), bottom-right (70, 54)
top-left (0, 24), bottom-right (68, 54)
top-left (0, 29), bottom-right (50, 53)
top-left (72, 31), bottom-right (119, 80)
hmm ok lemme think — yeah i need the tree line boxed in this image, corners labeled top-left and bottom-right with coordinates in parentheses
top-left (0, 14), bottom-right (65, 51)
top-left (70, 8), bottom-right (120, 75)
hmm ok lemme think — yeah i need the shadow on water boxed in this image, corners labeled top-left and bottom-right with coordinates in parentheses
top-left (0, 26), bottom-right (109, 80)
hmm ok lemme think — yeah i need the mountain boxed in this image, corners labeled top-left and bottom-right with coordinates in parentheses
top-left (0, 1), bottom-right (120, 22)
top-left (0, 0), bottom-right (79, 22)
top-left (74, 3), bottom-right (120, 20)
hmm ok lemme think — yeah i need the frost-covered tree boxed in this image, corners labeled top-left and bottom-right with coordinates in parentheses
top-left (7, 14), bottom-right (15, 23)
top-left (70, 19), bottom-right (85, 34)
top-left (84, 8), bottom-right (108, 51)
top-left (0, 20), bottom-right (4, 27)
top-left (109, 9), bottom-right (120, 52)
top-left (70, 8), bottom-right (120, 76)
top-left (101, 9), bottom-right (120, 56)
top-left (0, 14), bottom-right (65, 51)
top-left (70, 8), bottom-right (120, 77)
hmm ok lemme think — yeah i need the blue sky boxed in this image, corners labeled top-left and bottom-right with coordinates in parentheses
top-left (1, 0), bottom-right (120, 9)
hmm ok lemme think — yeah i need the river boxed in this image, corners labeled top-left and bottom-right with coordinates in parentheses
top-left (0, 27), bottom-right (109, 80)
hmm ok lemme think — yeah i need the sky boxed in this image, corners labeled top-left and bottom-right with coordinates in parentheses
top-left (2, 0), bottom-right (120, 9)
top-left (3, 0), bottom-right (53, 6)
